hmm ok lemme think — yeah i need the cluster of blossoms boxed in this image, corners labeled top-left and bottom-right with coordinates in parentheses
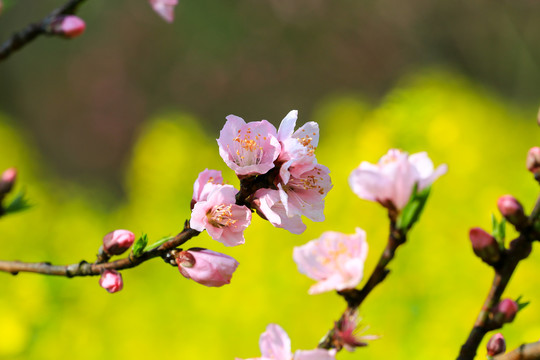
top-left (190, 111), bottom-right (332, 245)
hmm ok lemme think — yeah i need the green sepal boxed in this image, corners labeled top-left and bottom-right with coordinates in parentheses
top-left (3, 190), bottom-right (32, 215)
top-left (396, 184), bottom-right (431, 231)
top-left (132, 234), bottom-right (148, 257)
top-left (516, 295), bottom-right (530, 312)
top-left (491, 214), bottom-right (506, 249)
top-left (144, 235), bottom-right (175, 252)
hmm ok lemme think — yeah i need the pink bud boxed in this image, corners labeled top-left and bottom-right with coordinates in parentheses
top-left (99, 270), bottom-right (123, 293)
top-left (0, 167), bottom-right (16, 194)
top-left (487, 333), bottom-right (506, 357)
top-left (497, 195), bottom-right (527, 227)
top-left (176, 248), bottom-right (239, 287)
top-left (469, 228), bottom-right (500, 265)
top-left (493, 298), bottom-right (519, 324)
top-left (52, 15), bottom-right (86, 38)
top-left (527, 147), bottom-right (540, 174)
top-left (102, 230), bottom-right (135, 255)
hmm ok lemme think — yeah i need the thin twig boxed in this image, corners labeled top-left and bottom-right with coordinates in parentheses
top-left (0, 0), bottom-right (88, 62)
top-left (318, 220), bottom-right (406, 350)
top-left (0, 227), bottom-right (200, 277)
top-left (494, 342), bottom-right (540, 360)
top-left (457, 194), bottom-right (540, 360)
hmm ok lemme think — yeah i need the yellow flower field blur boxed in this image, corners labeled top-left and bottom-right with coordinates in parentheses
top-left (0, 70), bottom-right (538, 360)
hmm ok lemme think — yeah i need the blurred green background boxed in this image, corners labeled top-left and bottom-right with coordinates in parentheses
top-left (0, 71), bottom-right (538, 359)
top-left (1, 1), bottom-right (540, 359)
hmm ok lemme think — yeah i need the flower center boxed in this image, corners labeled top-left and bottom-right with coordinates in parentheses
top-left (229, 128), bottom-right (266, 166)
top-left (207, 204), bottom-right (237, 228)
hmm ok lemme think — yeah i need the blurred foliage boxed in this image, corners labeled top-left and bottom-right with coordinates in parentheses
top-left (0, 70), bottom-right (538, 359)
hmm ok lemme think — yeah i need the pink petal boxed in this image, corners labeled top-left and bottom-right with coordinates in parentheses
top-left (259, 324), bottom-right (292, 360)
top-left (277, 110), bottom-right (298, 141)
top-left (293, 349), bottom-right (336, 360)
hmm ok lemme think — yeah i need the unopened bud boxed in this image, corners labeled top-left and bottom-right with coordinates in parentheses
top-left (99, 270), bottom-right (123, 293)
top-left (493, 298), bottom-right (519, 325)
top-left (527, 147), bottom-right (540, 174)
top-left (469, 228), bottom-right (500, 265)
top-left (102, 230), bottom-right (135, 255)
top-left (0, 167), bottom-right (16, 195)
top-left (51, 15), bottom-right (86, 38)
top-left (177, 248), bottom-right (239, 287)
top-left (487, 333), bottom-right (506, 357)
top-left (497, 195), bottom-right (527, 227)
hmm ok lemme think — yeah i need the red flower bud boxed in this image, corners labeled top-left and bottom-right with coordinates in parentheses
top-left (99, 270), bottom-right (123, 293)
top-left (102, 230), bottom-right (135, 256)
top-left (0, 167), bottom-right (16, 195)
top-left (493, 298), bottom-right (519, 324)
top-left (486, 333), bottom-right (506, 357)
top-left (469, 228), bottom-right (500, 265)
top-left (177, 248), bottom-right (239, 287)
top-left (51, 16), bottom-right (86, 38)
top-left (527, 147), bottom-right (540, 174)
top-left (497, 195), bottom-right (527, 227)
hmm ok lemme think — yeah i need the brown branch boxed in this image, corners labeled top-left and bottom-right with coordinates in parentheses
top-left (318, 220), bottom-right (406, 350)
top-left (457, 194), bottom-right (540, 360)
top-left (494, 342), bottom-right (540, 360)
top-left (0, 0), bottom-right (88, 62)
top-left (0, 227), bottom-right (200, 277)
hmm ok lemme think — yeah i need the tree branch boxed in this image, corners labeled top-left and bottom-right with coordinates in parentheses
top-left (0, 0), bottom-right (88, 62)
top-left (318, 220), bottom-right (406, 350)
top-left (0, 227), bottom-right (200, 277)
top-left (494, 342), bottom-right (540, 360)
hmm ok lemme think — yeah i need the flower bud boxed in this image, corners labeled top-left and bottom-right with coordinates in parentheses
top-left (51, 15), bottom-right (86, 38)
top-left (486, 333), bottom-right (506, 357)
top-left (497, 195), bottom-right (527, 227)
top-left (469, 228), bottom-right (500, 265)
top-left (102, 230), bottom-right (135, 255)
top-left (99, 270), bottom-right (123, 293)
top-left (527, 147), bottom-right (540, 174)
top-left (176, 248), bottom-right (239, 287)
top-left (0, 167), bottom-right (16, 195)
top-left (493, 298), bottom-right (519, 324)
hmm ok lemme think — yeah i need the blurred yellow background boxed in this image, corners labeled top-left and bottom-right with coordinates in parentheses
top-left (0, 70), bottom-right (538, 360)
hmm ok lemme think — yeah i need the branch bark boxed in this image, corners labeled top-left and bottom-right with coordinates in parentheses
top-left (0, 0), bottom-right (88, 62)
top-left (494, 342), bottom-right (540, 360)
top-left (0, 227), bottom-right (200, 277)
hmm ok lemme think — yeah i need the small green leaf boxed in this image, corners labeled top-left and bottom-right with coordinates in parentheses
top-left (3, 190), bottom-right (32, 215)
top-left (491, 215), bottom-right (506, 249)
top-left (132, 234), bottom-right (148, 257)
top-left (396, 185), bottom-right (431, 231)
top-left (144, 235), bottom-right (175, 252)
top-left (516, 296), bottom-right (530, 311)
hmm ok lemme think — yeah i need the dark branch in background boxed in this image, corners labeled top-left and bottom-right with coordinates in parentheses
top-left (0, 0), bottom-right (87, 62)
top-left (457, 194), bottom-right (540, 360)
top-left (318, 217), bottom-right (407, 350)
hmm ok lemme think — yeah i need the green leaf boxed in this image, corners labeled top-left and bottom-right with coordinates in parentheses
top-left (491, 214), bottom-right (506, 249)
top-left (144, 235), bottom-right (175, 252)
top-left (396, 185), bottom-right (431, 231)
top-left (3, 190), bottom-right (32, 215)
top-left (516, 296), bottom-right (530, 311)
top-left (132, 234), bottom-right (148, 257)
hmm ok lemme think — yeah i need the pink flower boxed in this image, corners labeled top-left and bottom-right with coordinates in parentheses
top-left (493, 298), bottom-right (519, 324)
top-left (190, 185), bottom-right (251, 246)
top-left (486, 333), bottom-right (506, 356)
top-left (254, 188), bottom-right (307, 234)
top-left (52, 16), bottom-right (86, 38)
top-left (349, 149), bottom-right (447, 210)
top-left (217, 115), bottom-right (281, 176)
top-left (276, 110), bottom-right (319, 184)
top-left (0, 167), bottom-right (16, 194)
top-left (335, 311), bottom-right (378, 351)
top-left (102, 229), bottom-right (135, 256)
top-left (293, 228), bottom-right (368, 295)
top-left (254, 165), bottom-right (332, 234)
top-left (192, 169), bottom-right (224, 208)
top-left (99, 270), bottom-right (123, 293)
top-left (237, 324), bottom-right (335, 360)
top-left (177, 248), bottom-right (239, 287)
top-left (149, 0), bottom-right (178, 23)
